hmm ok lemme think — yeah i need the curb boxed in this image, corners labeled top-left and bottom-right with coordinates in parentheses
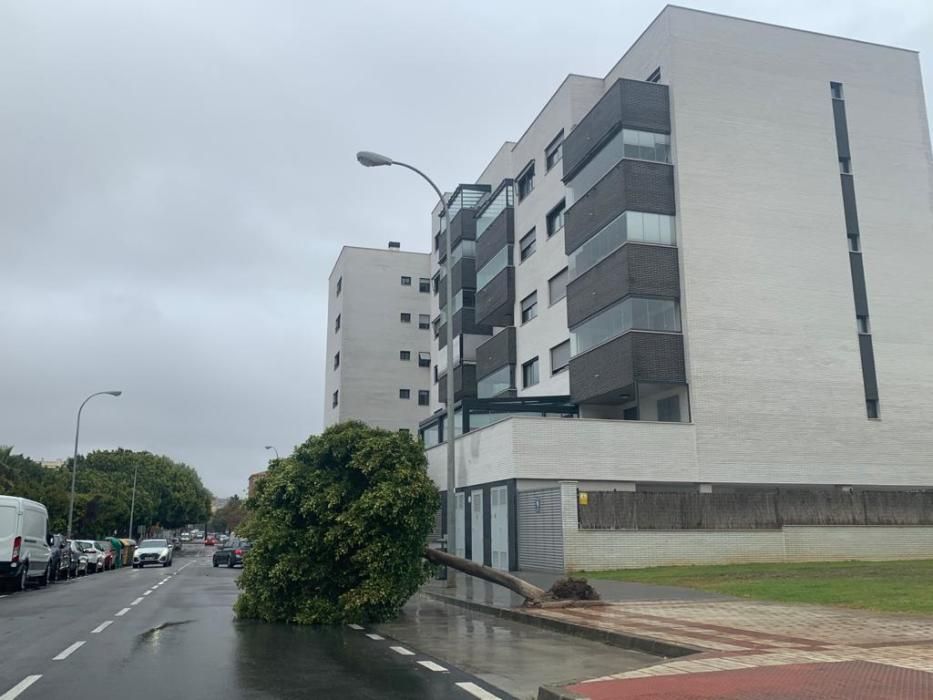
top-left (537, 685), bottom-right (590, 700)
top-left (421, 590), bottom-right (701, 659)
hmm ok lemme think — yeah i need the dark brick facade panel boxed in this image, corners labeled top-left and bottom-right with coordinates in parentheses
top-left (569, 332), bottom-right (685, 404)
top-left (452, 257), bottom-right (476, 292)
top-left (475, 266), bottom-right (515, 328)
top-left (450, 208), bottom-right (478, 247)
top-left (453, 306), bottom-right (492, 339)
top-left (859, 334), bottom-right (879, 400)
top-left (565, 160), bottom-right (675, 254)
top-left (476, 327), bottom-right (516, 380)
top-left (475, 208), bottom-right (514, 270)
top-left (841, 174), bottom-right (859, 234)
top-left (849, 252), bottom-right (869, 316)
top-left (438, 363), bottom-right (478, 404)
top-left (566, 244), bottom-right (680, 327)
top-left (619, 79), bottom-right (671, 134)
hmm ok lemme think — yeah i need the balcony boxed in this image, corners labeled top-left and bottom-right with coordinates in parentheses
top-left (475, 266), bottom-right (515, 328)
top-left (476, 327), bottom-right (516, 398)
top-left (438, 363), bottom-right (478, 404)
top-left (437, 307), bottom-right (492, 350)
top-left (562, 78), bottom-right (671, 182)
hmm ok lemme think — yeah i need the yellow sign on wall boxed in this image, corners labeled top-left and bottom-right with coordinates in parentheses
top-left (578, 491), bottom-right (589, 506)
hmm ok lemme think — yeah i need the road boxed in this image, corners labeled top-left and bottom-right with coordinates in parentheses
top-left (0, 547), bottom-right (513, 700)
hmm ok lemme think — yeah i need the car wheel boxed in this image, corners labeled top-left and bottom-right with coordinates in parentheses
top-left (40, 563), bottom-right (50, 587)
top-left (17, 565), bottom-right (28, 592)
top-left (212, 560), bottom-right (218, 568)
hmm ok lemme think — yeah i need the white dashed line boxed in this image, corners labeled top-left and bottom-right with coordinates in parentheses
top-left (347, 624), bottom-right (364, 630)
top-left (53, 641), bottom-right (86, 661)
top-left (0, 595), bottom-right (8, 599)
top-left (90, 621), bottom-right (113, 634)
top-left (115, 607), bottom-right (131, 616)
top-left (130, 597), bottom-right (144, 605)
top-left (417, 661), bottom-right (447, 672)
top-left (0, 675), bottom-right (42, 700)
top-left (365, 633), bottom-right (384, 640)
top-left (390, 646), bottom-right (414, 656)
top-left (455, 682), bottom-right (502, 699)
top-left (143, 591), bottom-right (152, 596)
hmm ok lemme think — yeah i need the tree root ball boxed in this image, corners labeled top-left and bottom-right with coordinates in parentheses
top-left (546, 576), bottom-right (600, 601)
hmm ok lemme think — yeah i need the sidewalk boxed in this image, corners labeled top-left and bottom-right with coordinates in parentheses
top-left (424, 572), bottom-right (933, 699)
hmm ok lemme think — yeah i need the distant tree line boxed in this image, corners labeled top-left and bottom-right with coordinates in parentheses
top-left (209, 494), bottom-right (247, 534)
top-left (0, 445), bottom-right (212, 538)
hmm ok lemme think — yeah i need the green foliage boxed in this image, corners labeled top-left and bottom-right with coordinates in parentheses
top-left (209, 494), bottom-right (248, 533)
top-left (234, 421), bottom-right (438, 625)
top-left (0, 445), bottom-right (212, 537)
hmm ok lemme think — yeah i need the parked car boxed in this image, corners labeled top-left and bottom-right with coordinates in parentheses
top-left (132, 539), bottom-right (173, 568)
top-left (203, 536), bottom-right (216, 546)
top-left (49, 534), bottom-right (72, 581)
top-left (76, 540), bottom-right (103, 573)
top-left (212, 539), bottom-right (250, 568)
top-left (67, 540), bottom-right (89, 577)
top-left (0, 496), bottom-right (53, 591)
top-left (95, 540), bottom-right (116, 570)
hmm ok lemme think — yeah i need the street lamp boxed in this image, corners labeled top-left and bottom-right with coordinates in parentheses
top-left (67, 390), bottom-right (122, 539)
top-left (264, 445), bottom-right (279, 461)
top-left (357, 150), bottom-right (457, 589)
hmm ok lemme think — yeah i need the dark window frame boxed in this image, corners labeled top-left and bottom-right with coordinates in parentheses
top-left (519, 228), bottom-right (536, 262)
top-left (418, 313), bottom-right (430, 330)
top-left (546, 200), bottom-right (565, 237)
top-left (418, 352), bottom-right (431, 368)
top-left (419, 277), bottom-right (430, 293)
top-left (334, 314), bottom-right (341, 333)
top-left (417, 390), bottom-right (430, 406)
top-left (548, 267), bottom-right (568, 305)
top-left (401, 275), bottom-right (412, 286)
top-left (545, 131), bottom-right (564, 171)
top-left (332, 390), bottom-right (339, 408)
top-left (521, 357), bottom-right (540, 388)
top-left (550, 340), bottom-right (570, 375)
top-left (520, 291), bottom-right (538, 324)
top-left (333, 352), bottom-right (340, 369)
top-left (399, 388), bottom-right (411, 400)
top-left (400, 350), bottom-right (411, 361)
top-left (400, 312), bottom-right (411, 323)
top-left (335, 276), bottom-right (342, 296)
top-left (516, 161), bottom-right (535, 201)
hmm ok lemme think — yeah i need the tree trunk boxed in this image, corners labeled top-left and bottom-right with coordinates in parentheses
top-left (423, 546), bottom-right (548, 605)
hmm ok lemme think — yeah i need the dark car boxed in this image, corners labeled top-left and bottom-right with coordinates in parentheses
top-left (67, 540), bottom-right (89, 577)
top-left (212, 539), bottom-right (250, 568)
top-left (48, 534), bottom-right (71, 581)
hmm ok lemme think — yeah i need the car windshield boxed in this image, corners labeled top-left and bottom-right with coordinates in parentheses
top-left (140, 539), bottom-right (167, 548)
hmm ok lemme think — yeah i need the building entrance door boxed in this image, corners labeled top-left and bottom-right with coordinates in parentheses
top-left (490, 485), bottom-right (509, 570)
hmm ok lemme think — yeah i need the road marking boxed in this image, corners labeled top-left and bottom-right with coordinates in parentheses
top-left (131, 597), bottom-right (144, 605)
top-left (91, 621), bottom-right (113, 634)
top-left (365, 633), bottom-right (384, 640)
top-left (417, 660), bottom-right (447, 672)
top-left (53, 641), bottom-right (85, 661)
top-left (115, 607), bottom-right (131, 616)
top-left (347, 624), bottom-right (364, 630)
top-left (0, 595), bottom-right (8, 599)
top-left (143, 590), bottom-right (152, 596)
top-left (0, 675), bottom-right (42, 700)
top-left (390, 646), bottom-right (414, 656)
top-left (455, 682), bottom-right (502, 699)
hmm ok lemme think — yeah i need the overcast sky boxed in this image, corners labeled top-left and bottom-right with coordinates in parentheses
top-left (2, 0), bottom-right (931, 498)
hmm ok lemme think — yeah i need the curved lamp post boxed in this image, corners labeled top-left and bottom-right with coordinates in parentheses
top-left (67, 390), bottom-right (122, 539)
top-left (264, 445), bottom-right (280, 461)
top-left (357, 150), bottom-right (457, 588)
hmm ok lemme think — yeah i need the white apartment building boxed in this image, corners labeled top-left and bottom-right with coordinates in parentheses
top-left (323, 244), bottom-right (434, 434)
top-left (412, 7), bottom-right (933, 572)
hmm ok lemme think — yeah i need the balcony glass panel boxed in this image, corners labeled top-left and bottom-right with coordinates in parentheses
top-left (448, 185), bottom-right (489, 223)
top-left (571, 297), bottom-right (681, 356)
top-left (453, 288), bottom-right (475, 313)
top-left (476, 185), bottom-right (514, 239)
top-left (477, 364), bottom-right (514, 398)
top-left (566, 129), bottom-right (671, 205)
top-left (568, 211), bottom-right (675, 279)
top-left (451, 239), bottom-right (476, 263)
top-left (476, 245), bottom-right (513, 289)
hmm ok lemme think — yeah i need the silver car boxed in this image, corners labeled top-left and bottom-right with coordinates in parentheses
top-left (132, 539), bottom-right (173, 568)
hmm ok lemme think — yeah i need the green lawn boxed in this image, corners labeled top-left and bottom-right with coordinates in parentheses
top-left (582, 559), bottom-right (933, 614)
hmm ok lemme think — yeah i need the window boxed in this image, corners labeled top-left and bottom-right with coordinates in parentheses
top-left (522, 357), bottom-right (539, 388)
top-left (839, 157), bottom-right (852, 174)
top-left (335, 276), bottom-right (342, 296)
top-left (332, 390), bottom-right (338, 408)
top-left (622, 129), bottom-right (672, 162)
top-left (857, 314), bottom-right (871, 334)
top-left (866, 398), bottom-right (880, 419)
top-left (477, 364), bottom-right (514, 398)
top-left (433, 364), bottom-right (439, 383)
top-left (546, 200), bottom-right (565, 237)
top-left (476, 245), bottom-right (513, 289)
top-left (519, 229), bottom-right (536, 261)
top-left (333, 352), bottom-right (340, 369)
top-left (401, 276), bottom-right (411, 286)
top-left (550, 340), bottom-right (570, 375)
top-left (517, 162), bottom-right (535, 200)
top-left (432, 316), bottom-right (441, 338)
top-left (520, 291), bottom-right (538, 323)
top-left (419, 277), bottom-right (430, 293)
top-left (400, 350), bottom-right (411, 361)
top-left (646, 67), bottom-right (661, 83)
top-left (418, 314), bottom-right (430, 330)
top-left (418, 390), bottom-right (430, 406)
top-left (571, 297), bottom-right (681, 356)
top-left (568, 211), bottom-right (676, 279)
top-left (434, 233), bottom-right (441, 252)
top-left (418, 352), bottom-right (431, 368)
top-left (657, 396), bottom-right (681, 422)
top-left (451, 239), bottom-right (476, 263)
top-left (830, 81), bottom-right (844, 99)
top-left (545, 131), bottom-right (564, 171)
top-left (334, 314), bottom-right (341, 333)
top-left (399, 389), bottom-right (410, 400)
top-left (453, 289), bottom-right (475, 312)
top-left (567, 129), bottom-right (671, 203)
top-left (848, 233), bottom-right (861, 252)
top-left (432, 273), bottom-right (441, 294)
top-left (548, 267), bottom-right (568, 305)
top-left (400, 312), bottom-right (411, 323)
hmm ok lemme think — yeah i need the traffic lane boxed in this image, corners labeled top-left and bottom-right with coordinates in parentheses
top-left (10, 553), bottom-right (513, 700)
top-left (0, 558), bottom-right (175, 692)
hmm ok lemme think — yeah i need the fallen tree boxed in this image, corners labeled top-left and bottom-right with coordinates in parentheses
top-left (423, 546), bottom-right (548, 604)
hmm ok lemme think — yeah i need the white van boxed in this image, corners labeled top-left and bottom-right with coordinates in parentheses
top-left (0, 495), bottom-right (53, 592)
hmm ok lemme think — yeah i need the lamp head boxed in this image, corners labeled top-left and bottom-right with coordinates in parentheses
top-left (264, 446), bottom-right (274, 451)
top-left (356, 151), bottom-right (394, 167)
top-left (106, 391), bottom-right (122, 397)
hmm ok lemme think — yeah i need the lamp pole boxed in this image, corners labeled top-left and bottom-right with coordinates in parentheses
top-left (128, 463), bottom-right (139, 540)
top-left (264, 445), bottom-right (279, 461)
top-left (67, 390), bottom-right (122, 540)
top-left (357, 151), bottom-right (457, 588)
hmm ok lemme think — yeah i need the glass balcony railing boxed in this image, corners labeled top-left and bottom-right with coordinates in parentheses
top-left (571, 297), bottom-right (681, 356)
top-left (568, 211), bottom-right (675, 279)
top-left (476, 184), bottom-right (514, 239)
top-left (476, 245), bottom-right (513, 289)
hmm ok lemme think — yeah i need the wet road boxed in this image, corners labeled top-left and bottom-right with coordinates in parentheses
top-left (0, 548), bottom-right (512, 699)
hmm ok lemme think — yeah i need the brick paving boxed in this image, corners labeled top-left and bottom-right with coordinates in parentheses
top-left (527, 599), bottom-right (933, 698)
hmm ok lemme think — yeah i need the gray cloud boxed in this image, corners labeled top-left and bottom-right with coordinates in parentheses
top-left (3, 0), bottom-right (931, 497)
